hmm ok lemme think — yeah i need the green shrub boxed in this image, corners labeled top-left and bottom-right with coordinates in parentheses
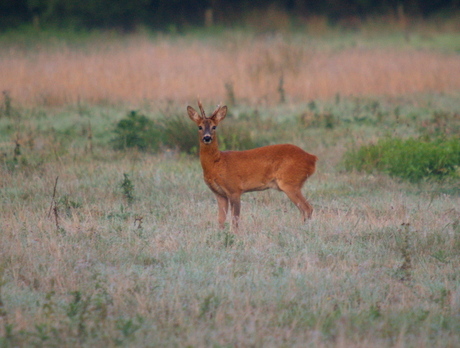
top-left (112, 110), bottom-right (264, 155)
top-left (344, 136), bottom-right (460, 182)
top-left (111, 111), bottom-right (161, 151)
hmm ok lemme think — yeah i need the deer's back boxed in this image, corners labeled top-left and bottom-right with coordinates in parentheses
top-left (207, 144), bottom-right (317, 193)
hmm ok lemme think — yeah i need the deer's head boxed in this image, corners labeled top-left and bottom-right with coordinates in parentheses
top-left (187, 101), bottom-right (227, 145)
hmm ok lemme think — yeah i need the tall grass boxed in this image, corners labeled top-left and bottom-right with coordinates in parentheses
top-left (1, 93), bottom-right (460, 345)
top-left (0, 31), bottom-right (460, 107)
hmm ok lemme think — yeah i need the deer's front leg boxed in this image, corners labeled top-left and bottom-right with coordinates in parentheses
top-left (229, 193), bottom-right (241, 231)
top-left (215, 194), bottom-right (229, 229)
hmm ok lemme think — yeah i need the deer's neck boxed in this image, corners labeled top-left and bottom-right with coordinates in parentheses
top-left (199, 139), bottom-right (221, 172)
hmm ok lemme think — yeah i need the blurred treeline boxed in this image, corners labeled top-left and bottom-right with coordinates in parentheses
top-left (0, 0), bottom-right (458, 32)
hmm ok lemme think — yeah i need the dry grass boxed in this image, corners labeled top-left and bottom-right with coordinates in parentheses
top-left (1, 147), bottom-right (459, 346)
top-left (1, 34), bottom-right (460, 106)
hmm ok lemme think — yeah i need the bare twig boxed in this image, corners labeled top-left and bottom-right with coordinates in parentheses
top-left (399, 222), bottom-right (412, 282)
top-left (53, 206), bottom-right (60, 230)
top-left (48, 176), bottom-right (59, 218)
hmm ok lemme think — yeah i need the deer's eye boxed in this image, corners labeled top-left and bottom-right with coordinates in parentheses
top-left (198, 126), bottom-right (203, 130)
top-left (212, 126), bottom-right (216, 130)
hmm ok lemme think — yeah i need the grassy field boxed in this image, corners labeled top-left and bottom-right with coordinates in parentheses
top-left (0, 23), bottom-right (460, 347)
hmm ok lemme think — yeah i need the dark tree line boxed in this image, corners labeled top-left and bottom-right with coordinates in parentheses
top-left (0, 0), bottom-right (458, 32)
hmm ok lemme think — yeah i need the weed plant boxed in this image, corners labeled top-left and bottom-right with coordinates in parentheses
top-left (121, 173), bottom-right (135, 204)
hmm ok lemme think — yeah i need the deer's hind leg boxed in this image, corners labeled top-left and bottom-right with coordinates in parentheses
top-left (279, 184), bottom-right (313, 221)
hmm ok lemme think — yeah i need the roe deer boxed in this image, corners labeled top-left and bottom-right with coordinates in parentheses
top-left (188, 101), bottom-right (317, 230)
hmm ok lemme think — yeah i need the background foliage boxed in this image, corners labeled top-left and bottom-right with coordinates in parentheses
top-left (1, 0), bottom-right (459, 31)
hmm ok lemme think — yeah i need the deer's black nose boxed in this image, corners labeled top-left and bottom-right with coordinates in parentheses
top-left (203, 135), bottom-right (212, 143)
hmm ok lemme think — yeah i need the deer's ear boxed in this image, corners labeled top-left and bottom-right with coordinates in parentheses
top-left (187, 106), bottom-right (201, 123)
top-left (212, 105), bottom-right (227, 124)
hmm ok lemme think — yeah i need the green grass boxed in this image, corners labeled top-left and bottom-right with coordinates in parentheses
top-left (1, 91), bottom-right (459, 346)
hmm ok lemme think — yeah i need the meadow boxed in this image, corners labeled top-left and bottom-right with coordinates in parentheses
top-left (0, 20), bottom-right (460, 347)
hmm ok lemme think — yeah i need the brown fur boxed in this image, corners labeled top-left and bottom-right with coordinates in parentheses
top-left (188, 102), bottom-right (317, 231)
